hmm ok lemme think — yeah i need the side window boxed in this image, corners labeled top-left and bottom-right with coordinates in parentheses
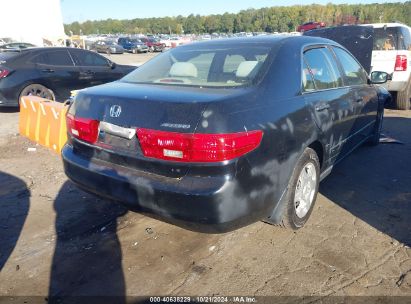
top-left (303, 47), bottom-right (342, 90)
top-left (35, 50), bottom-right (73, 66)
top-left (302, 60), bottom-right (316, 92)
top-left (333, 47), bottom-right (367, 86)
top-left (223, 55), bottom-right (245, 73)
top-left (400, 27), bottom-right (411, 51)
top-left (72, 50), bottom-right (109, 67)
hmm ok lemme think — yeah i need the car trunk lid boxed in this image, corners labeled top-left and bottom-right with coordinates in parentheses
top-left (68, 81), bottom-right (238, 178)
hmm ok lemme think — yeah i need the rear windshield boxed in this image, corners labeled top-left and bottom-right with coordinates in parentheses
top-left (373, 26), bottom-right (411, 51)
top-left (121, 44), bottom-right (271, 88)
top-left (0, 52), bottom-right (19, 63)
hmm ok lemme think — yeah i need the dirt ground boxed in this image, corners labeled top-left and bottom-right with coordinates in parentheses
top-left (0, 52), bottom-right (410, 302)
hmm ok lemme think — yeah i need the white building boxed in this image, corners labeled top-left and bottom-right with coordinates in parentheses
top-left (0, 0), bottom-right (65, 46)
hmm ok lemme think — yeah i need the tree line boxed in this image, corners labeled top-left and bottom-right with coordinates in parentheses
top-left (64, 2), bottom-right (411, 35)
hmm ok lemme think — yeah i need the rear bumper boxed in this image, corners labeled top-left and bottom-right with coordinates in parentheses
top-left (62, 144), bottom-right (270, 232)
top-left (0, 90), bottom-right (18, 107)
top-left (382, 80), bottom-right (408, 92)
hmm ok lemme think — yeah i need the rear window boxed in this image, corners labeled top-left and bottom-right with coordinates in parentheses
top-left (373, 26), bottom-right (411, 51)
top-left (121, 44), bottom-right (271, 88)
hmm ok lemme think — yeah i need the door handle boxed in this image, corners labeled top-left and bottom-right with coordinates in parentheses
top-left (80, 71), bottom-right (94, 77)
top-left (41, 69), bottom-right (54, 73)
top-left (315, 103), bottom-right (330, 112)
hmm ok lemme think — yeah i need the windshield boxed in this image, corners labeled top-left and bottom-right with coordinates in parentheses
top-left (121, 44), bottom-right (271, 88)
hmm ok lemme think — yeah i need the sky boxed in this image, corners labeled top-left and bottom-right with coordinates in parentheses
top-left (61, 0), bottom-right (407, 23)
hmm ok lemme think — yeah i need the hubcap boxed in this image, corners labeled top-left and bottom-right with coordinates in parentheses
top-left (294, 162), bottom-right (317, 218)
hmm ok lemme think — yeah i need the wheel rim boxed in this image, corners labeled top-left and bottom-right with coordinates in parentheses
top-left (294, 162), bottom-right (317, 218)
top-left (21, 85), bottom-right (53, 100)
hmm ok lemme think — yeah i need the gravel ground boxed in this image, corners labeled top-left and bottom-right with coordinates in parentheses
top-left (0, 52), bottom-right (410, 302)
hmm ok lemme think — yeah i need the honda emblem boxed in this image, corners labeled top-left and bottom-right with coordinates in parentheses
top-left (109, 105), bottom-right (122, 118)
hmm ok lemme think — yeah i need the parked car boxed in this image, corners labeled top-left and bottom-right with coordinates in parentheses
top-left (92, 40), bottom-right (124, 54)
top-left (0, 38), bottom-right (13, 46)
top-left (62, 36), bottom-right (390, 232)
top-left (297, 21), bottom-right (326, 32)
top-left (139, 37), bottom-right (165, 52)
top-left (363, 22), bottom-right (411, 109)
top-left (0, 47), bottom-right (135, 106)
top-left (0, 42), bottom-right (36, 52)
top-left (117, 37), bottom-right (148, 53)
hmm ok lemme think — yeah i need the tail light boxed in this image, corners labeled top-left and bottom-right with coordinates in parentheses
top-left (0, 68), bottom-right (10, 78)
top-left (394, 55), bottom-right (407, 71)
top-left (136, 128), bottom-right (263, 163)
top-left (66, 114), bottom-right (100, 144)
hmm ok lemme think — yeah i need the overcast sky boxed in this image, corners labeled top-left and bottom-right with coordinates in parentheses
top-left (61, 0), bottom-right (407, 23)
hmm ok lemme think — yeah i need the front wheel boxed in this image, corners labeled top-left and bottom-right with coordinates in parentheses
top-left (280, 148), bottom-right (320, 229)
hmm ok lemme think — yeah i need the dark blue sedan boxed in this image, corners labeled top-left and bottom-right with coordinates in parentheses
top-left (62, 36), bottom-right (391, 232)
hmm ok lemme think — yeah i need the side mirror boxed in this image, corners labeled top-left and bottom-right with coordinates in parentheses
top-left (370, 71), bottom-right (392, 84)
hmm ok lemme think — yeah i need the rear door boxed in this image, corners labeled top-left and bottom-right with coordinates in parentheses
top-left (69, 49), bottom-right (124, 87)
top-left (34, 49), bottom-right (81, 100)
top-left (372, 26), bottom-right (401, 74)
top-left (302, 46), bottom-right (357, 163)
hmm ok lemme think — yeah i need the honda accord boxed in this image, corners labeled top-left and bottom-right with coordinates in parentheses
top-left (62, 36), bottom-right (391, 232)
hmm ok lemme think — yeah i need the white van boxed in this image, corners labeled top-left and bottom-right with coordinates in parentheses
top-left (364, 23), bottom-right (411, 109)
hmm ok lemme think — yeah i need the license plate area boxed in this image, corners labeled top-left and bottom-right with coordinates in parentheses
top-left (97, 122), bottom-right (142, 156)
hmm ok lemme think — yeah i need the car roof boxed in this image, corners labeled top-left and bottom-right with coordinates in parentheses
top-left (177, 35), bottom-right (340, 49)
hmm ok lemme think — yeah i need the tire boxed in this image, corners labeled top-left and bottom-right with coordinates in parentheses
top-left (279, 148), bottom-right (320, 229)
top-left (396, 78), bottom-right (411, 110)
top-left (369, 106), bottom-right (384, 146)
top-left (19, 84), bottom-right (55, 102)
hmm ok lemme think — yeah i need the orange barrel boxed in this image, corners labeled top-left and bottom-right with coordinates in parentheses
top-left (27, 97), bottom-right (42, 142)
top-left (42, 101), bottom-right (69, 154)
top-left (19, 96), bottom-right (30, 137)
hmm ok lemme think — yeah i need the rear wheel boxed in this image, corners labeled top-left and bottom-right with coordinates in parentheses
top-left (280, 148), bottom-right (320, 229)
top-left (396, 78), bottom-right (411, 110)
top-left (19, 84), bottom-right (55, 102)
